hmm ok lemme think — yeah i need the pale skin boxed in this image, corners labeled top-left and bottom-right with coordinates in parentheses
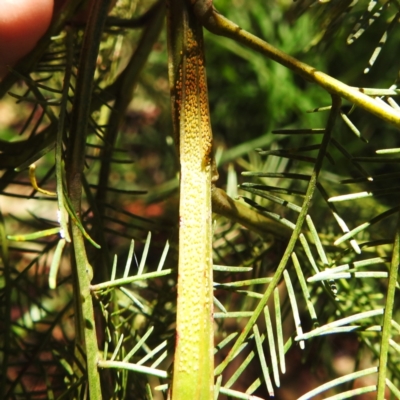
top-left (0, 0), bottom-right (54, 79)
top-left (0, 0), bottom-right (115, 79)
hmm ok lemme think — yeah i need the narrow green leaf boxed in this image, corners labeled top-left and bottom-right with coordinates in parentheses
top-left (62, 191), bottom-right (101, 248)
top-left (324, 385), bottom-right (376, 400)
top-left (7, 227), bottom-right (61, 241)
top-left (391, 319), bottom-right (400, 334)
top-left (329, 187), bottom-right (400, 202)
top-left (48, 238), bottom-right (66, 289)
top-left (119, 287), bottom-right (145, 310)
top-left (364, 14), bottom-right (396, 74)
top-left (227, 163), bottom-right (238, 198)
top-left (259, 144), bottom-right (321, 154)
top-left (299, 234), bottom-right (320, 275)
top-left (154, 383), bottom-right (169, 392)
top-left (386, 378), bottom-right (400, 399)
top-left (145, 383), bottom-right (154, 400)
top-left (330, 137), bottom-right (372, 180)
top-left (98, 360), bottom-right (168, 378)
top-left (111, 254), bottom-right (117, 281)
top-left (347, 1), bottom-right (388, 43)
top-left (137, 341), bottom-right (167, 366)
top-left (291, 252), bottom-right (318, 322)
top-left (295, 309), bottom-right (384, 341)
top-left (103, 340), bottom-right (109, 361)
top-left (387, 97), bottom-right (400, 110)
top-left (376, 148), bottom-right (400, 154)
top-left (214, 277), bottom-right (273, 287)
top-left (213, 265), bottom-right (253, 272)
top-left (284, 270), bottom-right (305, 349)
top-left (218, 386), bottom-right (264, 400)
top-left (14, 142), bottom-right (56, 172)
top-left (309, 257), bottom-right (388, 281)
top-left (91, 269), bottom-right (172, 291)
top-left (236, 290), bottom-right (263, 299)
top-left (124, 240), bottom-right (135, 278)
top-left (297, 367), bottom-right (378, 400)
top-left (110, 334), bottom-right (124, 361)
top-left (306, 215), bottom-right (329, 265)
top-left (221, 340), bottom-right (255, 387)
top-left (307, 106), bottom-right (331, 113)
top-left (332, 211), bottom-right (361, 254)
top-left (123, 326), bottom-right (154, 362)
top-left (253, 325), bottom-right (274, 396)
top-left (241, 172), bottom-right (311, 181)
top-left (340, 111), bottom-right (363, 141)
top-left (214, 375), bottom-right (223, 400)
top-left (214, 312), bottom-right (254, 318)
top-left (245, 378), bottom-right (262, 395)
top-left (156, 240), bottom-right (169, 271)
top-left (355, 88), bottom-right (400, 95)
top-left (264, 306), bottom-right (280, 387)
top-left (312, 326), bottom-right (363, 335)
top-left (240, 197), bottom-right (296, 230)
top-left (213, 296), bottom-right (227, 313)
top-left (214, 332), bottom-right (238, 355)
top-left (240, 186), bottom-right (302, 213)
top-left (389, 338), bottom-right (400, 353)
top-left (241, 182), bottom-right (306, 196)
top-left (309, 271), bottom-right (388, 281)
top-left (335, 207), bottom-right (400, 245)
top-left (274, 287), bottom-right (286, 374)
top-left (138, 232), bottom-right (151, 275)
top-left (317, 182), bottom-right (361, 253)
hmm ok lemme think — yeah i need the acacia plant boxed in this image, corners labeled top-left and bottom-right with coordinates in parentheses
top-left (1, 0), bottom-right (400, 399)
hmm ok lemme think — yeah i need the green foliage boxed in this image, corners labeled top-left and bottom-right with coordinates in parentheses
top-left (0, 0), bottom-right (400, 399)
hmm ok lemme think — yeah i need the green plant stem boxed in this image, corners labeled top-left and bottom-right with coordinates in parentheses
top-left (376, 214), bottom-right (400, 399)
top-left (211, 186), bottom-right (292, 240)
top-left (56, 28), bottom-right (74, 243)
top-left (167, 0), bottom-right (215, 397)
top-left (66, 1), bottom-right (112, 398)
top-left (189, 0), bottom-right (400, 129)
top-left (215, 95), bottom-right (342, 376)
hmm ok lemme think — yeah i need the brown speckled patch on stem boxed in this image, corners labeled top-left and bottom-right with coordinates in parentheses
top-left (167, 0), bottom-right (214, 398)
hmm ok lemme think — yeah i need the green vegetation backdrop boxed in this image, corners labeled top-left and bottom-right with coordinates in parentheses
top-left (0, 0), bottom-right (399, 399)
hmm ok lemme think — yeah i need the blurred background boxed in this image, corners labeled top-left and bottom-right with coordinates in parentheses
top-left (1, 0), bottom-right (399, 398)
